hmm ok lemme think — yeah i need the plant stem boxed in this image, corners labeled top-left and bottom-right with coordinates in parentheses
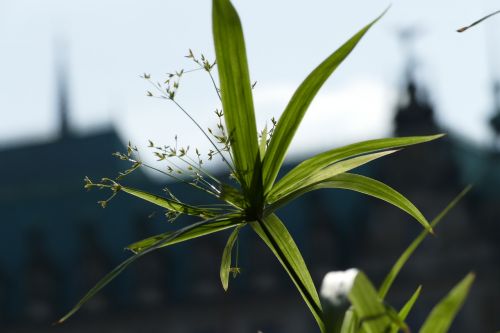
top-left (171, 98), bottom-right (236, 175)
top-left (457, 9), bottom-right (500, 32)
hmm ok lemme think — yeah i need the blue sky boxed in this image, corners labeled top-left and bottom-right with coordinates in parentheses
top-left (1, 0), bottom-right (499, 167)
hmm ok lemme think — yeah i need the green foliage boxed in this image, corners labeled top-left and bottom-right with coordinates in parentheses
top-left (251, 214), bottom-right (324, 331)
top-left (346, 271), bottom-right (393, 333)
top-left (212, 0), bottom-right (261, 201)
top-left (419, 273), bottom-right (475, 333)
top-left (261, 8), bottom-right (388, 195)
top-left (57, 215), bottom-right (243, 324)
top-left (268, 173), bottom-right (433, 233)
top-left (378, 185), bottom-right (473, 299)
top-left (220, 225), bottom-right (243, 291)
top-left (267, 135), bottom-right (443, 203)
top-left (321, 188), bottom-right (473, 333)
top-left (61, 0), bottom-right (476, 332)
top-left (391, 285), bottom-right (422, 333)
top-left (322, 269), bottom-right (408, 333)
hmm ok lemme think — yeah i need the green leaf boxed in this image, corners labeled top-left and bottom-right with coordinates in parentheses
top-left (340, 309), bottom-right (357, 333)
top-left (58, 215), bottom-right (241, 323)
top-left (347, 271), bottom-right (392, 333)
top-left (220, 225), bottom-right (243, 291)
top-left (212, 0), bottom-right (261, 195)
top-left (250, 214), bottom-right (325, 332)
top-left (262, 9), bottom-right (388, 194)
top-left (387, 286), bottom-right (422, 333)
top-left (385, 307), bottom-right (410, 333)
top-left (127, 218), bottom-right (244, 254)
top-left (378, 185), bottom-right (472, 299)
top-left (267, 173), bottom-right (433, 234)
top-left (120, 186), bottom-right (219, 218)
top-left (270, 134), bottom-right (443, 199)
top-left (419, 273), bottom-right (475, 333)
top-left (268, 150), bottom-right (398, 202)
top-left (57, 249), bottom-right (138, 324)
top-left (219, 184), bottom-right (246, 209)
top-left (321, 269), bottom-right (406, 333)
top-left (399, 285), bottom-right (422, 321)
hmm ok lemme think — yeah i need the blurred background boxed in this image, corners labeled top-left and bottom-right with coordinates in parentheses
top-left (1, 0), bottom-right (499, 332)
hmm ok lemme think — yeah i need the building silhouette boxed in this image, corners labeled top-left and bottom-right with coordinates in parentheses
top-left (0, 58), bottom-right (499, 332)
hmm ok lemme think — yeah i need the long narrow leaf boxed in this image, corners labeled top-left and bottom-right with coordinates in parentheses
top-left (120, 186), bottom-right (219, 218)
top-left (270, 134), bottom-right (443, 198)
top-left (212, 0), bottom-right (261, 195)
top-left (384, 306), bottom-right (410, 333)
top-left (268, 150), bottom-right (397, 202)
top-left (127, 218), bottom-right (243, 254)
top-left (321, 269), bottom-right (406, 333)
top-left (348, 271), bottom-right (392, 333)
top-left (267, 173), bottom-right (433, 233)
top-left (219, 184), bottom-right (246, 209)
top-left (399, 285), bottom-right (422, 320)
top-left (457, 9), bottom-right (500, 32)
top-left (389, 286), bottom-right (422, 333)
top-left (262, 9), bottom-right (388, 194)
top-left (220, 225), bottom-right (243, 291)
top-left (419, 273), bottom-right (475, 333)
top-left (58, 215), bottom-right (241, 323)
top-left (56, 247), bottom-right (141, 324)
top-left (378, 185), bottom-right (473, 298)
top-left (251, 214), bottom-right (325, 332)
top-left (340, 309), bottom-right (357, 333)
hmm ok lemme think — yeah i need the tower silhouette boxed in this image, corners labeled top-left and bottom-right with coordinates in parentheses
top-left (54, 41), bottom-right (71, 139)
top-left (394, 27), bottom-right (438, 136)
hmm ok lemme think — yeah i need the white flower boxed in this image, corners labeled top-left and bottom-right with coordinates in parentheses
top-left (320, 268), bottom-right (359, 306)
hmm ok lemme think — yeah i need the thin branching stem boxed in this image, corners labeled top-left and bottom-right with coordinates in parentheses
top-left (181, 155), bottom-right (221, 185)
top-left (177, 156), bottom-right (221, 196)
top-left (182, 67), bottom-right (205, 74)
top-left (146, 79), bottom-right (171, 98)
top-left (145, 77), bottom-right (236, 176)
top-left (193, 172), bottom-right (221, 195)
top-left (170, 99), bottom-right (236, 174)
top-left (192, 58), bottom-right (237, 167)
top-left (207, 71), bottom-right (222, 101)
top-left (126, 157), bottom-right (218, 197)
top-left (161, 157), bottom-right (220, 196)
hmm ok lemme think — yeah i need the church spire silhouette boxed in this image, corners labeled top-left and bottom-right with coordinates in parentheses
top-left (54, 41), bottom-right (71, 139)
top-left (394, 27), bottom-right (438, 136)
top-left (489, 81), bottom-right (500, 143)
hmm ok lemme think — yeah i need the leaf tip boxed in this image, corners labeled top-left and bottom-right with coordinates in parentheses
top-left (429, 133), bottom-right (446, 141)
top-left (53, 315), bottom-right (68, 326)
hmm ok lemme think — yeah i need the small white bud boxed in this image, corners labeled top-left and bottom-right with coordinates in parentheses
top-left (320, 268), bottom-right (359, 306)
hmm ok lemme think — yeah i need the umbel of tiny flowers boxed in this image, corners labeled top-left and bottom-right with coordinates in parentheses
top-left (57, 0), bottom-right (474, 332)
